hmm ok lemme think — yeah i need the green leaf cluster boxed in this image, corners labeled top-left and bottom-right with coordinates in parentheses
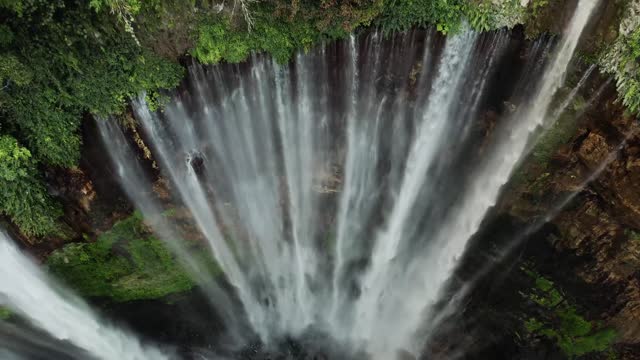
top-left (0, 136), bottom-right (61, 236)
top-left (598, 1), bottom-right (640, 116)
top-left (616, 28), bottom-right (640, 114)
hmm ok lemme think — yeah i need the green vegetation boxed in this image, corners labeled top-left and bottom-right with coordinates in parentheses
top-left (508, 90), bottom-right (585, 191)
top-left (521, 269), bottom-right (618, 359)
top-left (0, 0), bottom-right (182, 236)
top-left (194, 1), bottom-right (383, 64)
top-left (0, 306), bottom-right (11, 320)
top-left (1, 0), bottom-right (182, 165)
top-left (602, 25), bottom-right (640, 116)
top-left (378, 0), bottom-right (468, 34)
top-left (192, 0), bottom-right (533, 65)
top-left (0, 136), bottom-right (61, 236)
top-left (522, 0), bottom-right (564, 38)
top-left (378, 0), bottom-right (525, 34)
top-left (624, 229), bottom-right (640, 243)
top-left (47, 212), bottom-right (219, 302)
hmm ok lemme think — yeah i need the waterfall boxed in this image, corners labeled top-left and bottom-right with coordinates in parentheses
top-left (354, 0), bottom-right (601, 354)
top-left (0, 230), bottom-right (167, 360)
top-left (93, 1), bottom-right (599, 358)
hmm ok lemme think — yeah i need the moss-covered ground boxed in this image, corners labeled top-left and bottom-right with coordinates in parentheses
top-left (0, 306), bottom-right (11, 320)
top-left (47, 211), bottom-right (220, 302)
top-left (519, 268), bottom-right (617, 359)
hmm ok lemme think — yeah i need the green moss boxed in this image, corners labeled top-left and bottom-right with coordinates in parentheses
top-left (625, 229), bottom-right (640, 242)
top-left (0, 307), bottom-right (11, 320)
top-left (521, 269), bottom-right (618, 359)
top-left (161, 207), bottom-right (178, 217)
top-left (47, 212), bottom-right (219, 302)
top-left (530, 93), bottom-right (585, 166)
top-left (523, 0), bottom-right (562, 38)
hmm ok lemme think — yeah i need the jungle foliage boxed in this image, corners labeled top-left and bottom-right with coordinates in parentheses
top-left (194, 0), bottom-right (384, 64)
top-left (193, 0), bottom-right (528, 65)
top-left (0, 0), bottom-right (182, 235)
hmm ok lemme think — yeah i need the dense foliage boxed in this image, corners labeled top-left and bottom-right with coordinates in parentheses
top-left (0, 0), bottom-right (182, 235)
top-left (193, 0), bottom-right (529, 65)
top-left (602, 27), bottom-right (640, 115)
top-left (0, 136), bottom-right (61, 236)
top-left (598, 0), bottom-right (640, 117)
top-left (194, 0), bottom-right (384, 64)
top-left (378, 0), bottom-right (487, 34)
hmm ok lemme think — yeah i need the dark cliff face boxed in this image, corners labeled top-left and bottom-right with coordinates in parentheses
top-left (501, 82), bottom-right (640, 347)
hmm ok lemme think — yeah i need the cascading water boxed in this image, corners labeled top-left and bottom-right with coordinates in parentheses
top-left (0, 230), bottom-right (168, 360)
top-left (92, 1), bottom-right (600, 358)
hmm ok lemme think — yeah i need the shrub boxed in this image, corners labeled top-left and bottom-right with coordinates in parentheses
top-left (0, 136), bottom-right (61, 236)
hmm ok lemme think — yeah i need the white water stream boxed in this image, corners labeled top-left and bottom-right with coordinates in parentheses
top-left (0, 231), bottom-right (168, 360)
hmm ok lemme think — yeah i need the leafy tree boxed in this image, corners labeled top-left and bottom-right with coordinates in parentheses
top-left (89, 0), bottom-right (142, 44)
top-left (0, 0), bottom-right (182, 235)
top-left (1, 0), bottom-right (182, 167)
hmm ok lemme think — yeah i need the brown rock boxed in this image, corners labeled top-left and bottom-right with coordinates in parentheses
top-left (578, 132), bottom-right (610, 169)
